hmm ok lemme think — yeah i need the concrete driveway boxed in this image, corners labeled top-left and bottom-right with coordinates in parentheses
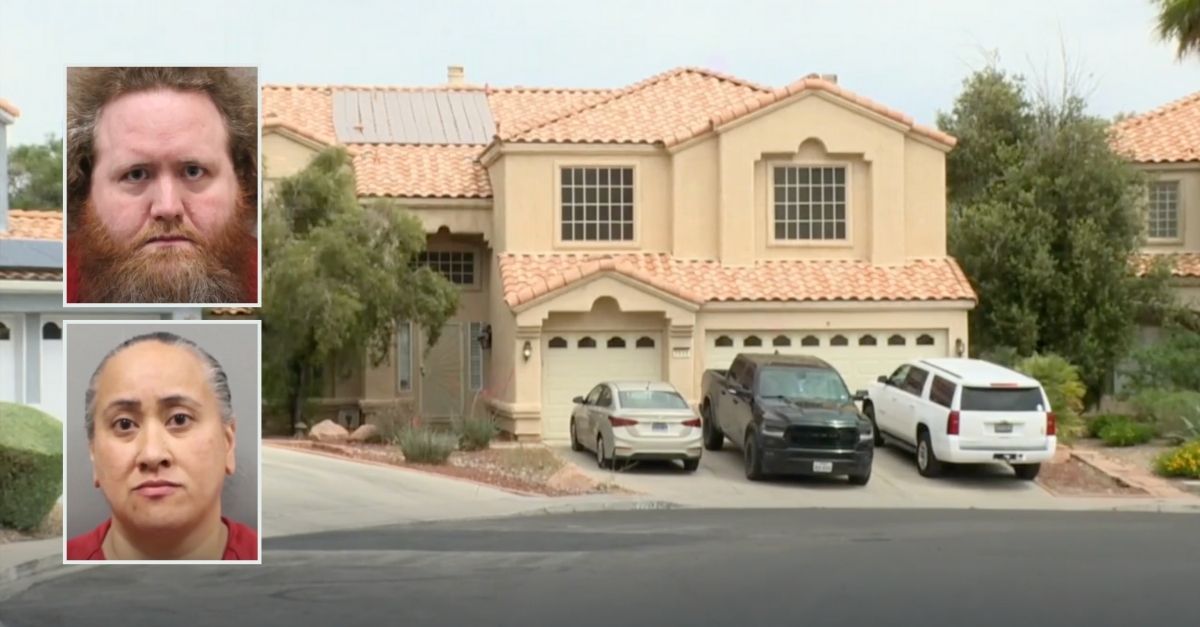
top-left (558, 441), bottom-right (1074, 510)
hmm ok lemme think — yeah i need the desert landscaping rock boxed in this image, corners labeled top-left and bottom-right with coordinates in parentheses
top-left (349, 424), bottom-right (381, 443)
top-left (308, 420), bottom-right (350, 443)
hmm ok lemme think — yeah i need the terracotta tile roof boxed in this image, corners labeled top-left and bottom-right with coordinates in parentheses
top-left (1111, 91), bottom-right (1200, 163)
top-left (353, 145), bottom-right (490, 198)
top-left (497, 253), bottom-right (977, 308)
top-left (263, 85), bottom-right (336, 145)
top-left (0, 210), bottom-right (63, 241)
top-left (0, 269), bottom-right (61, 281)
top-left (1135, 252), bottom-right (1200, 278)
top-left (486, 88), bottom-right (615, 138)
top-left (208, 307), bottom-right (258, 316)
top-left (503, 67), bottom-right (770, 144)
top-left (0, 98), bottom-right (19, 118)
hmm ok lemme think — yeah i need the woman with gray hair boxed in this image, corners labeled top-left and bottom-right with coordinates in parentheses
top-left (67, 332), bottom-right (257, 560)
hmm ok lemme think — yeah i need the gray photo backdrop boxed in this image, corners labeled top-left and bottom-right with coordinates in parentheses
top-left (64, 321), bottom-right (260, 539)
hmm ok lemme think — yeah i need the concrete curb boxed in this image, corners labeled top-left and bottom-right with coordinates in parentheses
top-left (511, 500), bottom-right (684, 517)
top-left (0, 552), bottom-right (61, 588)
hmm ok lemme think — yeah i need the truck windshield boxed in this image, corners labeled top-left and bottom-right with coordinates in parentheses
top-left (960, 387), bottom-right (1044, 412)
top-left (619, 390), bottom-right (690, 409)
top-left (756, 367), bottom-right (850, 404)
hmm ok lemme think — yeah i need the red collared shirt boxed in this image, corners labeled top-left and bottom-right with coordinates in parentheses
top-left (67, 517), bottom-right (259, 561)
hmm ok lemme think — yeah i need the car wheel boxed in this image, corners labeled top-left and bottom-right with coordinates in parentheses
top-left (702, 402), bottom-right (724, 451)
top-left (916, 429), bottom-right (944, 478)
top-left (570, 418), bottom-right (584, 452)
top-left (682, 458), bottom-right (700, 473)
top-left (864, 403), bottom-right (884, 447)
top-left (744, 431), bottom-right (765, 481)
top-left (596, 435), bottom-right (611, 470)
top-left (1013, 463), bottom-right (1041, 481)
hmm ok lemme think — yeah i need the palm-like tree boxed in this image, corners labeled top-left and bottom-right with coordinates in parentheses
top-left (1156, 0), bottom-right (1200, 59)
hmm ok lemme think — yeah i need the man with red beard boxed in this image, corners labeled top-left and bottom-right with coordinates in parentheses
top-left (65, 67), bottom-right (258, 304)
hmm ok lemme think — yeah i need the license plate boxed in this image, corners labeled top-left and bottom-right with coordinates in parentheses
top-left (995, 423), bottom-right (1013, 434)
top-left (813, 461), bottom-right (833, 473)
top-left (652, 422), bottom-right (668, 432)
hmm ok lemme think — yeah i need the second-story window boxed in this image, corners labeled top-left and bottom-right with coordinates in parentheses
top-left (419, 251), bottom-right (475, 285)
top-left (1148, 181), bottom-right (1180, 240)
top-left (561, 166), bottom-right (634, 242)
top-left (773, 165), bottom-right (847, 241)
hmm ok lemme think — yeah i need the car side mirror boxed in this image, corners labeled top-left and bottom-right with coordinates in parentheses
top-left (853, 390), bottom-right (868, 402)
top-left (572, 396), bottom-right (585, 405)
top-left (876, 375), bottom-right (888, 384)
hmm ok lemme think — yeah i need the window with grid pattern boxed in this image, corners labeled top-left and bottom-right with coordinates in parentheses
top-left (419, 251), bottom-right (475, 285)
top-left (560, 167), bottom-right (634, 241)
top-left (1148, 181), bottom-right (1180, 239)
top-left (773, 165), bottom-right (847, 241)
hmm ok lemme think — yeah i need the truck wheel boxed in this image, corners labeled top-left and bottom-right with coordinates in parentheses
top-left (570, 418), bottom-right (583, 452)
top-left (1013, 463), bottom-right (1041, 481)
top-left (744, 431), bottom-right (766, 481)
top-left (702, 402), bottom-right (724, 451)
top-left (916, 429), bottom-right (944, 478)
top-left (864, 403), bottom-right (884, 447)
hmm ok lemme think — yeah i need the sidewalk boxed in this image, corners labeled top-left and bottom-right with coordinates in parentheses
top-left (0, 538), bottom-right (64, 602)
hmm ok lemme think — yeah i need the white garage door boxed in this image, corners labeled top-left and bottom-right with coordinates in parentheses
top-left (40, 315), bottom-right (159, 422)
top-left (704, 330), bottom-right (948, 394)
top-left (541, 331), bottom-right (663, 441)
top-left (0, 317), bottom-right (17, 404)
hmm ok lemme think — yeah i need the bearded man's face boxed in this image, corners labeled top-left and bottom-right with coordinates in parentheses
top-left (77, 88), bottom-right (252, 304)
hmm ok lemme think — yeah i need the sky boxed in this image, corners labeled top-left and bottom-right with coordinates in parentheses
top-left (1, 0), bottom-right (1198, 147)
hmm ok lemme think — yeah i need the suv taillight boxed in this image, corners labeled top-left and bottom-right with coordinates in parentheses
top-left (609, 416), bottom-right (638, 427)
top-left (1046, 411), bottom-right (1056, 436)
top-left (947, 410), bottom-right (960, 436)
top-left (683, 418), bottom-right (701, 427)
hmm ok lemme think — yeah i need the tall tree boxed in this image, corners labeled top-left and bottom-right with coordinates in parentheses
top-left (1155, 0), bottom-right (1200, 60)
top-left (7, 134), bottom-right (62, 209)
top-left (262, 148), bottom-right (459, 428)
top-left (939, 65), bottom-right (1172, 397)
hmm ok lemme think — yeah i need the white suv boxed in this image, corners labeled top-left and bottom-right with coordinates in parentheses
top-left (864, 358), bottom-right (1056, 480)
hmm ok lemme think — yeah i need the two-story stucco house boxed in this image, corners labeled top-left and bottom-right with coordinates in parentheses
top-left (0, 97), bottom-right (196, 422)
top-left (260, 66), bottom-right (977, 441)
top-left (1111, 90), bottom-right (1200, 311)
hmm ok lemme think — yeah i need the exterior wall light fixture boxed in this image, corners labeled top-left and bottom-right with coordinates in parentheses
top-left (522, 340), bottom-right (533, 361)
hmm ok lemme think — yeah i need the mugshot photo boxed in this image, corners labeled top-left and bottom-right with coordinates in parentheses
top-left (63, 321), bottom-right (260, 562)
top-left (64, 66), bottom-right (259, 305)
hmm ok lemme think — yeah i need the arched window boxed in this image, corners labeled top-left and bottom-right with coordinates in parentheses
top-left (772, 335), bottom-right (791, 347)
top-left (578, 336), bottom-right (597, 349)
top-left (714, 335), bottom-right (734, 348)
top-left (801, 335), bottom-right (819, 347)
top-left (916, 334), bottom-right (935, 346)
top-left (606, 337), bottom-right (626, 348)
top-left (888, 334), bottom-right (906, 346)
top-left (743, 335), bottom-right (762, 347)
top-left (0, 322), bottom-right (9, 341)
top-left (42, 322), bottom-right (62, 340)
top-left (858, 335), bottom-right (877, 346)
top-left (830, 335), bottom-right (848, 346)
top-left (548, 337), bottom-right (568, 349)
top-left (635, 336), bottom-right (656, 348)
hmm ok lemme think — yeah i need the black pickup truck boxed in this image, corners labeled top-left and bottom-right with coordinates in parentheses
top-left (700, 353), bottom-right (874, 484)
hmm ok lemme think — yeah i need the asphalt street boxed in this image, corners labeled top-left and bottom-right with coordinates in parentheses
top-left (1, 508), bottom-right (1196, 627)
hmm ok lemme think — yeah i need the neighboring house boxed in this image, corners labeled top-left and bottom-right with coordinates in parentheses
top-left (0, 97), bottom-right (197, 422)
top-left (259, 66), bottom-right (976, 441)
top-left (1111, 90), bottom-right (1200, 311)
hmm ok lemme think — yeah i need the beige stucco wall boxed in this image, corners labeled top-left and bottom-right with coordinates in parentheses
top-left (1173, 283), bottom-right (1200, 310)
top-left (262, 132), bottom-right (320, 200)
top-left (670, 139), bottom-right (719, 258)
top-left (1140, 166), bottom-right (1200, 253)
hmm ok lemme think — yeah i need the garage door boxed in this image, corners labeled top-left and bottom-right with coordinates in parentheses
top-left (0, 317), bottom-right (17, 404)
top-left (704, 330), bottom-right (947, 394)
top-left (40, 315), bottom-right (159, 422)
top-left (541, 332), bottom-right (663, 441)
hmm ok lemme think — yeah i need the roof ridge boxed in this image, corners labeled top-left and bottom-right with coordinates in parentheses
top-left (1113, 90), bottom-right (1200, 131)
top-left (501, 67), bottom-right (767, 142)
top-left (265, 83), bottom-right (616, 94)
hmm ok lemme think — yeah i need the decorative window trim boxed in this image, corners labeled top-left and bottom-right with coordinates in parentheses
top-left (635, 336), bottom-right (656, 348)
top-left (418, 250), bottom-right (477, 287)
top-left (714, 335), bottom-right (734, 348)
top-left (830, 335), bottom-right (849, 346)
top-left (1147, 180), bottom-right (1182, 242)
top-left (801, 335), bottom-right (819, 347)
top-left (767, 161), bottom-right (853, 247)
top-left (916, 334), bottom-right (935, 346)
top-left (0, 322), bottom-right (10, 341)
top-left (772, 335), bottom-right (791, 347)
top-left (396, 322), bottom-right (413, 393)
top-left (555, 163), bottom-right (639, 249)
top-left (858, 334), bottom-right (877, 346)
top-left (578, 337), bottom-right (597, 349)
top-left (42, 322), bottom-right (62, 340)
top-left (887, 334), bottom-right (906, 346)
top-left (606, 337), bottom-right (627, 348)
top-left (743, 335), bottom-right (763, 348)
top-left (548, 337), bottom-right (568, 349)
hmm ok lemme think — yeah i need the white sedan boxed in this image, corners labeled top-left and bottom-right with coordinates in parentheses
top-left (569, 381), bottom-right (703, 472)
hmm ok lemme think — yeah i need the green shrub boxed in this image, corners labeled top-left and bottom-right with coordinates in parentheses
top-left (0, 403), bottom-right (64, 531)
top-left (1086, 414), bottom-right (1130, 439)
top-left (1129, 389), bottom-right (1200, 442)
top-left (457, 416), bottom-right (497, 452)
top-left (395, 426), bottom-right (457, 464)
top-left (1125, 328), bottom-right (1200, 394)
top-left (1015, 353), bottom-right (1086, 432)
top-left (1155, 440), bottom-right (1200, 479)
top-left (1099, 418), bottom-right (1155, 447)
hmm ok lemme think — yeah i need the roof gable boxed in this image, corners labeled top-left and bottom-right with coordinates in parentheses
top-left (1111, 91), bottom-right (1200, 163)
